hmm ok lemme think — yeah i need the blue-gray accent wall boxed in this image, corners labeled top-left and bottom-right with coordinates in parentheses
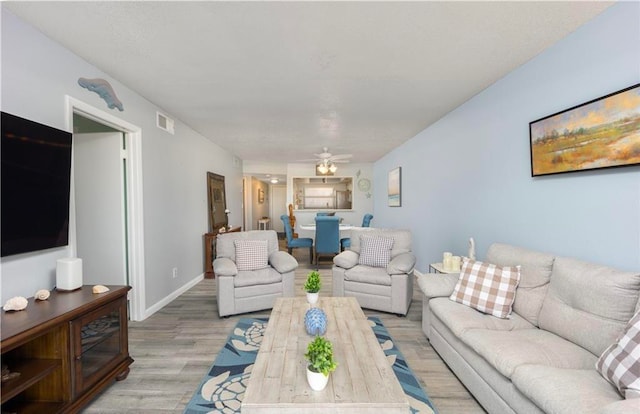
top-left (374, 2), bottom-right (640, 272)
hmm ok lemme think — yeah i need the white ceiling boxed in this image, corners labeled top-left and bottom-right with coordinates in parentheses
top-left (4, 1), bottom-right (612, 164)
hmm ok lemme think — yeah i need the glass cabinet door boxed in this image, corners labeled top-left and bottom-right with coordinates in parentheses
top-left (71, 297), bottom-right (128, 396)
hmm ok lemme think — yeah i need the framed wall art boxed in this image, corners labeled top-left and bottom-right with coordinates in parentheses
top-left (529, 83), bottom-right (640, 177)
top-left (388, 167), bottom-right (401, 207)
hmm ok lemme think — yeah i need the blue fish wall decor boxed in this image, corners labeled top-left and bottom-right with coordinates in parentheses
top-left (78, 77), bottom-right (124, 111)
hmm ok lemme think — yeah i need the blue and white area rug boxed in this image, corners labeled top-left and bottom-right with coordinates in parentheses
top-left (184, 316), bottom-right (437, 413)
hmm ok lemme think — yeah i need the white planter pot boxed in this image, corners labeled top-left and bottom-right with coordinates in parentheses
top-left (307, 367), bottom-right (329, 391)
top-left (306, 292), bottom-right (319, 305)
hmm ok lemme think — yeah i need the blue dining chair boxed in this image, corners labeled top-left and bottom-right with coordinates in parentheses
top-left (314, 216), bottom-right (341, 267)
top-left (341, 213), bottom-right (373, 250)
top-left (280, 215), bottom-right (313, 263)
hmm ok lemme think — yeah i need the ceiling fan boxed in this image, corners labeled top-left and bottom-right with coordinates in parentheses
top-left (300, 147), bottom-right (353, 174)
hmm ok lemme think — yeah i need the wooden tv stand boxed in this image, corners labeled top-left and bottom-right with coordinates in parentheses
top-left (1, 285), bottom-right (133, 413)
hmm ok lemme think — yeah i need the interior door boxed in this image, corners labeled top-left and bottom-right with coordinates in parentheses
top-left (73, 132), bottom-right (127, 286)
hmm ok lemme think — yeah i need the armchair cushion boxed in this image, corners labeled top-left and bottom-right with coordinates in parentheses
top-left (234, 240), bottom-right (268, 271)
top-left (269, 251), bottom-right (298, 274)
top-left (344, 266), bottom-right (391, 286)
top-left (334, 250), bottom-right (359, 269)
top-left (234, 267), bottom-right (282, 287)
top-left (387, 252), bottom-right (416, 275)
top-left (213, 257), bottom-right (238, 276)
top-left (358, 235), bottom-right (394, 267)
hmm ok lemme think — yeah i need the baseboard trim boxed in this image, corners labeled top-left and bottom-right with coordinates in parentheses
top-left (142, 273), bottom-right (204, 320)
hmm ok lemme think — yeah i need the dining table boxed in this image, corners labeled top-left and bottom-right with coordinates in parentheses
top-left (298, 223), bottom-right (356, 242)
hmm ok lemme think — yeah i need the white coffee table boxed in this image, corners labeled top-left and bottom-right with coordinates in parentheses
top-left (241, 296), bottom-right (410, 413)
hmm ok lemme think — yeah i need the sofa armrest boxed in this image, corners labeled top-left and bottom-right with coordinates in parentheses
top-left (416, 272), bottom-right (459, 299)
top-left (387, 252), bottom-right (416, 275)
top-left (213, 257), bottom-right (238, 276)
top-left (599, 398), bottom-right (640, 414)
top-left (333, 250), bottom-right (359, 269)
top-left (269, 251), bottom-right (298, 274)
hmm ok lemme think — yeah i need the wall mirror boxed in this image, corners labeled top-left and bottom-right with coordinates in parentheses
top-left (207, 172), bottom-right (228, 232)
top-left (292, 177), bottom-right (353, 210)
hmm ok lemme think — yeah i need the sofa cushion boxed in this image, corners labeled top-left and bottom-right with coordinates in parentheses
top-left (461, 328), bottom-right (597, 379)
top-left (538, 256), bottom-right (640, 356)
top-left (234, 267), bottom-right (282, 287)
top-left (344, 265), bottom-right (391, 286)
top-left (430, 297), bottom-right (535, 339)
top-left (417, 273), bottom-right (459, 299)
top-left (358, 235), bottom-right (394, 267)
top-left (512, 365), bottom-right (622, 414)
top-left (450, 259), bottom-right (520, 319)
top-left (596, 311), bottom-right (640, 398)
top-left (486, 243), bottom-right (555, 326)
top-left (234, 239), bottom-right (269, 271)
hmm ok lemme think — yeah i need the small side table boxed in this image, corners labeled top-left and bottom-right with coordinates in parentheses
top-left (258, 218), bottom-right (270, 230)
top-left (204, 226), bottom-right (242, 278)
top-left (429, 262), bottom-right (460, 274)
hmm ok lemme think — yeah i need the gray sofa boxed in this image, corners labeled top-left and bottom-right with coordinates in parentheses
top-left (417, 243), bottom-right (640, 414)
top-left (332, 228), bottom-right (416, 315)
top-left (214, 230), bottom-right (297, 317)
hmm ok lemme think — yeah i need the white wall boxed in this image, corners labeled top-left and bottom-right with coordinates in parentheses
top-left (373, 2), bottom-right (640, 273)
top-left (0, 9), bottom-right (243, 313)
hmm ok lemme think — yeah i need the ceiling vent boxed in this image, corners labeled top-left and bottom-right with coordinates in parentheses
top-left (156, 111), bottom-right (175, 134)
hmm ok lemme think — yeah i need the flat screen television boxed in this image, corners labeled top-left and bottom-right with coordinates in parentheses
top-left (1, 112), bottom-right (73, 257)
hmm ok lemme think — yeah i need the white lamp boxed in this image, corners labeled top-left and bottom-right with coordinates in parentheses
top-left (328, 163), bottom-right (337, 173)
top-left (317, 163), bottom-right (329, 174)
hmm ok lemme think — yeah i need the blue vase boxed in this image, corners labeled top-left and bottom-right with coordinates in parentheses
top-left (304, 308), bottom-right (327, 336)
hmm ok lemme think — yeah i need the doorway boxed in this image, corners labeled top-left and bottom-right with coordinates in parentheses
top-left (271, 185), bottom-right (286, 235)
top-left (66, 96), bottom-right (145, 321)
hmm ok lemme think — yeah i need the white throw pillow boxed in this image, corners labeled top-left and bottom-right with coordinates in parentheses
top-left (596, 311), bottom-right (640, 399)
top-left (358, 236), bottom-right (394, 268)
top-left (234, 240), bottom-right (268, 271)
top-left (449, 259), bottom-right (521, 319)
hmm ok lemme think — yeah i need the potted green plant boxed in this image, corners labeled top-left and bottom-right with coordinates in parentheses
top-left (304, 336), bottom-right (337, 391)
top-left (304, 270), bottom-right (321, 305)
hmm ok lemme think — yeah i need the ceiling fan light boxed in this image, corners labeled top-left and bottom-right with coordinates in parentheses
top-left (329, 163), bottom-right (338, 173)
top-left (317, 164), bottom-right (329, 174)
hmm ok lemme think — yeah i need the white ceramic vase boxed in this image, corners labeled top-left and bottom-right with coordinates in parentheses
top-left (306, 292), bottom-right (319, 305)
top-left (307, 367), bottom-right (329, 391)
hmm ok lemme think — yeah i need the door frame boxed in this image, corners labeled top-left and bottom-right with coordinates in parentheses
top-left (65, 96), bottom-right (146, 321)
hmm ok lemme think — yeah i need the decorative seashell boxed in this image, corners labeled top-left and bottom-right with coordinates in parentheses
top-left (3, 296), bottom-right (28, 312)
top-left (92, 285), bottom-right (110, 294)
top-left (34, 289), bottom-right (50, 301)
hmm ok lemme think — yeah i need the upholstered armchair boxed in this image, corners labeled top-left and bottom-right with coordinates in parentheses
top-left (332, 228), bottom-right (416, 315)
top-left (214, 230), bottom-right (297, 317)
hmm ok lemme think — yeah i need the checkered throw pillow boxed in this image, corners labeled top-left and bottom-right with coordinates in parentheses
top-left (449, 259), bottom-right (521, 319)
top-left (234, 240), bottom-right (269, 271)
top-left (596, 311), bottom-right (640, 398)
top-left (358, 236), bottom-right (394, 268)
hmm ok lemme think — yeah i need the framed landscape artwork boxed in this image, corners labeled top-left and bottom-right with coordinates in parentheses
top-left (529, 83), bottom-right (640, 177)
top-left (388, 167), bottom-right (401, 207)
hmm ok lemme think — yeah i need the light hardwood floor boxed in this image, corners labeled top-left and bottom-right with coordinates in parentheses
top-left (84, 245), bottom-right (485, 413)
